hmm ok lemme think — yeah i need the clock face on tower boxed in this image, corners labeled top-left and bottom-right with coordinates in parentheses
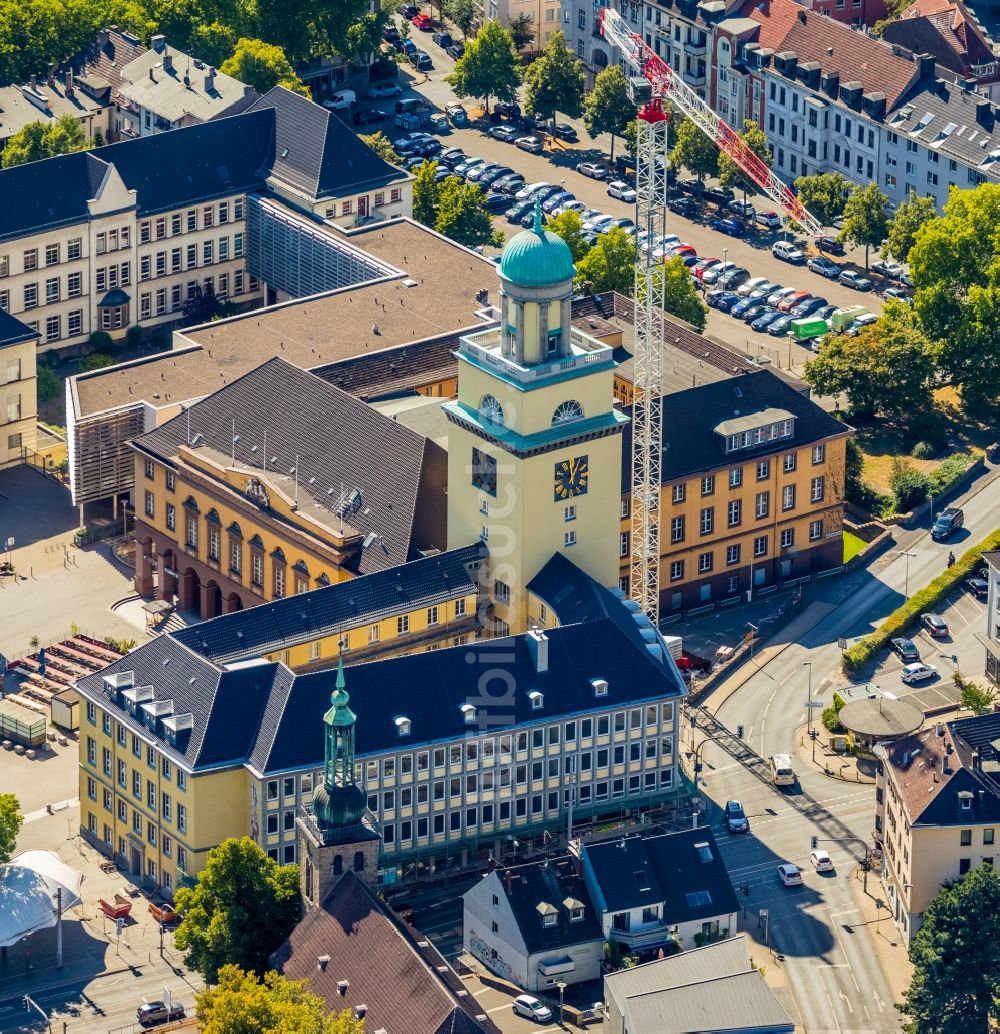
top-left (554, 456), bottom-right (589, 500)
top-left (472, 447), bottom-right (497, 497)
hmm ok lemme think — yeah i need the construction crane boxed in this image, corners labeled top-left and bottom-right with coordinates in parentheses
top-left (600, 7), bottom-right (824, 237)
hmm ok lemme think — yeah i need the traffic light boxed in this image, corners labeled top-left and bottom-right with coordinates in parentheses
top-left (811, 836), bottom-right (818, 850)
top-left (22, 997), bottom-right (28, 1011)
top-left (737, 724), bottom-right (745, 739)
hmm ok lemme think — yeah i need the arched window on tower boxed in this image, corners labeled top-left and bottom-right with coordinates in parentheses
top-left (353, 851), bottom-right (366, 872)
top-left (552, 400), bottom-right (585, 426)
top-left (333, 854), bottom-right (343, 876)
top-left (479, 394), bottom-right (504, 426)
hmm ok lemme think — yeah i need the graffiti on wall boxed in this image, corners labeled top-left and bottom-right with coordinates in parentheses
top-left (468, 928), bottom-right (516, 983)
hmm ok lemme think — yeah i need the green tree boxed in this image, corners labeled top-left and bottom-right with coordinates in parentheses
top-left (623, 119), bottom-right (637, 157)
top-left (43, 114), bottom-right (89, 155)
top-left (955, 671), bottom-right (997, 715)
top-left (220, 38), bottom-right (308, 96)
top-left (803, 305), bottom-right (935, 420)
top-left (900, 864), bottom-right (1000, 1032)
top-left (2, 115), bottom-right (88, 169)
top-left (344, 12), bottom-right (383, 65)
top-left (575, 226), bottom-right (635, 295)
top-left (235, 0), bottom-right (314, 63)
top-left (793, 172), bottom-right (851, 228)
top-left (0, 794), bottom-right (21, 864)
top-left (197, 965), bottom-right (365, 1034)
top-left (358, 131), bottom-right (400, 165)
top-left (80, 352), bottom-right (116, 371)
top-left (189, 21), bottom-right (238, 67)
top-left (838, 182), bottom-right (889, 270)
top-left (718, 119), bottom-right (772, 201)
top-left (412, 159), bottom-right (441, 227)
top-left (435, 177), bottom-right (503, 248)
top-left (657, 255), bottom-right (707, 331)
top-left (446, 19), bottom-right (521, 113)
top-left (443, 0), bottom-right (478, 39)
top-left (882, 190), bottom-right (937, 265)
top-left (546, 209), bottom-right (589, 263)
top-left (670, 117), bottom-right (718, 181)
top-left (174, 837), bottom-right (300, 982)
top-left (507, 12), bottom-right (534, 51)
top-left (583, 64), bottom-right (632, 163)
top-left (523, 31), bottom-right (584, 125)
top-left (36, 365), bottom-right (60, 403)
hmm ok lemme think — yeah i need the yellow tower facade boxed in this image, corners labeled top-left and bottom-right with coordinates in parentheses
top-left (444, 206), bottom-right (627, 633)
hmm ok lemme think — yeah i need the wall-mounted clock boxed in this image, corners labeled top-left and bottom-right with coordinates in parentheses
top-left (554, 456), bottom-right (588, 500)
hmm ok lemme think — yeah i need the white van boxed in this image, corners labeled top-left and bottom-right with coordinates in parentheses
top-left (323, 88), bottom-right (356, 111)
top-left (770, 753), bottom-right (795, 787)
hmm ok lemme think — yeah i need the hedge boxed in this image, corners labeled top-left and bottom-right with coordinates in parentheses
top-left (842, 526), bottom-right (1000, 674)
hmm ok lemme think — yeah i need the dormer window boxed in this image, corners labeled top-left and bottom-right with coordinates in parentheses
top-left (960, 791), bottom-right (973, 811)
top-left (695, 841), bottom-right (713, 863)
top-left (536, 901), bottom-right (558, 927)
top-left (395, 716), bottom-right (411, 737)
top-left (563, 896), bottom-right (585, 921)
top-left (461, 703), bottom-right (477, 724)
top-left (528, 690), bottom-right (544, 710)
top-left (591, 678), bottom-right (608, 697)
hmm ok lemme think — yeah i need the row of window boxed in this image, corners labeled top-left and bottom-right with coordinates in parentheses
top-left (0, 238), bottom-right (84, 279)
top-left (84, 710), bottom-right (188, 792)
top-left (138, 271), bottom-right (251, 320)
top-left (84, 747), bottom-right (189, 834)
top-left (673, 447), bottom-right (825, 502)
top-left (85, 812), bottom-right (188, 879)
top-left (665, 521), bottom-right (825, 580)
top-left (323, 188), bottom-right (403, 220)
top-left (139, 235), bottom-right (244, 281)
top-left (139, 199), bottom-right (244, 243)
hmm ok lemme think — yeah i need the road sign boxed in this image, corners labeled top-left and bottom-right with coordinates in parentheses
top-left (116, 917), bottom-right (124, 935)
top-left (804, 701), bottom-right (824, 709)
top-left (758, 908), bottom-right (768, 917)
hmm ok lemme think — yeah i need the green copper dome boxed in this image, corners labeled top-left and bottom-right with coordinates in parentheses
top-left (312, 652), bottom-right (366, 831)
top-left (499, 199), bottom-right (576, 287)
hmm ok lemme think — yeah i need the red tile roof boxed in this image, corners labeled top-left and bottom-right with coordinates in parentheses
top-left (744, 0), bottom-right (920, 106)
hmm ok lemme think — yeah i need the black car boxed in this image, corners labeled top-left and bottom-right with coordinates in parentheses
top-left (703, 185), bottom-right (735, 206)
top-left (479, 166), bottom-right (513, 188)
top-left (352, 107), bottom-right (387, 126)
top-left (549, 122), bottom-right (578, 142)
top-left (816, 235), bottom-right (846, 256)
top-left (667, 194), bottom-right (696, 216)
top-left (438, 146), bottom-right (466, 167)
top-left (494, 101), bottom-right (521, 119)
top-left (483, 192), bottom-right (514, 213)
top-left (446, 42), bottom-right (465, 59)
top-left (678, 177), bottom-right (704, 194)
top-left (520, 114), bottom-right (548, 133)
top-left (416, 139), bottom-right (442, 157)
top-left (507, 199), bottom-right (534, 223)
top-left (615, 154), bottom-right (637, 176)
top-left (932, 506), bottom-right (964, 541)
top-left (965, 577), bottom-right (989, 600)
top-left (401, 3), bottom-right (419, 16)
top-left (790, 296), bottom-right (828, 318)
top-left (891, 637), bottom-right (920, 663)
top-left (431, 30), bottom-right (452, 46)
top-left (382, 25), bottom-right (400, 42)
top-left (707, 290), bottom-right (740, 310)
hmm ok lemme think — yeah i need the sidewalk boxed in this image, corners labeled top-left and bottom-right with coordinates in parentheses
top-left (848, 866), bottom-right (913, 1012)
top-left (792, 722), bottom-right (876, 784)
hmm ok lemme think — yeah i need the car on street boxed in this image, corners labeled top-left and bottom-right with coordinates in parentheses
top-left (772, 240), bottom-right (805, 263)
top-left (584, 213), bottom-right (615, 233)
top-left (766, 314), bottom-right (795, 336)
top-left (725, 799), bottom-right (750, 833)
top-left (692, 258), bottom-right (721, 280)
top-left (438, 146), bottom-right (465, 166)
top-left (479, 166), bottom-right (514, 189)
top-left (932, 506), bottom-right (964, 540)
top-left (839, 269), bottom-right (872, 291)
top-left (808, 256), bottom-right (840, 279)
top-left (446, 41), bottom-right (465, 58)
top-left (410, 50), bottom-right (433, 71)
top-left (751, 309), bottom-right (785, 332)
top-left (670, 245), bottom-right (698, 265)
top-left (711, 217), bottom-right (745, 237)
top-left (512, 995), bottom-right (554, 1023)
top-left (757, 210), bottom-right (782, 230)
top-left (965, 577), bottom-right (989, 600)
top-left (901, 662), bottom-right (938, 684)
top-left (778, 290), bottom-right (812, 313)
top-left (727, 199), bottom-right (756, 219)
top-left (667, 194), bottom-right (697, 216)
top-left (367, 82), bottom-right (402, 99)
top-left (383, 25), bottom-right (400, 42)
top-left (844, 312), bottom-right (878, 336)
top-left (399, 38), bottom-right (417, 56)
top-left (483, 192), bottom-right (514, 214)
top-left (352, 108), bottom-right (387, 126)
top-left (488, 124), bottom-right (519, 142)
top-left (494, 101), bottom-right (521, 119)
top-left (815, 234), bottom-right (845, 255)
top-left (717, 267), bottom-right (750, 290)
top-left (516, 135), bottom-right (544, 153)
top-left (492, 174), bottom-right (525, 194)
top-left (520, 115), bottom-right (549, 133)
top-left (790, 296), bottom-right (829, 318)
top-left (777, 863), bottom-right (803, 887)
top-left (921, 613), bottom-right (950, 638)
top-left (701, 261), bottom-right (737, 285)
top-left (891, 637), bottom-right (920, 663)
top-left (137, 1002), bottom-right (186, 1027)
top-left (542, 191), bottom-right (574, 214)
top-left (549, 122), bottom-right (579, 142)
top-left (810, 850), bottom-right (834, 872)
top-left (400, 3), bottom-right (418, 16)
top-left (678, 176), bottom-right (703, 194)
top-left (411, 13), bottom-right (433, 29)
top-left (578, 161), bottom-right (608, 180)
top-left (607, 180), bottom-right (637, 202)
top-left (552, 199), bottom-right (586, 217)
top-left (431, 30), bottom-right (452, 46)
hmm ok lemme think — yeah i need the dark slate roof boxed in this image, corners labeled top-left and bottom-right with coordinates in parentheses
top-left (619, 368), bottom-right (849, 490)
top-left (271, 871), bottom-right (496, 1034)
top-left (171, 543), bottom-right (484, 663)
top-left (73, 636), bottom-right (287, 770)
top-left (249, 86), bottom-right (407, 199)
top-left (250, 617), bottom-right (687, 774)
top-left (134, 356), bottom-right (442, 575)
top-left (583, 828), bottom-right (739, 924)
top-left (65, 27), bottom-right (149, 97)
top-left (0, 308), bottom-right (40, 349)
top-left (495, 856), bottom-right (603, 955)
top-left (89, 107), bottom-right (273, 215)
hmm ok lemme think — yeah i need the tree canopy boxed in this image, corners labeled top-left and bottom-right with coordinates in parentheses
top-left (882, 190), bottom-right (936, 265)
top-left (220, 37), bottom-right (307, 96)
top-left (358, 130), bottom-right (400, 166)
top-left (670, 118), bottom-right (718, 180)
top-left (0, 794), bottom-right (21, 865)
top-left (2, 115), bottom-right (87, 168)
top-left (435, 177), bottom-right (503, 248)
top-left (174, 837), bottom-right (300, 982)
top-left (718, 119), bottom-right (771, 194)
top-left (657, 255), bottom-right (707, 331)
top-left (546, 210), bottom-right (589, 263)
top-left (523, 31), bottom-right (584, 122)
top-left (412, 159), bottom-right (441, 227)
top-left (583, 64), bottom-right (632, 161)
top-left (507, 12), bottom-right (534, 51)
top-left (575, 226), bottom-right (635, 295)
top-left (443, 0), bottom-right (478, 40)
top-left (446, 19), bottom-right (521, 113)
top-left (794, 172), bottom-right (851, 228)
top-left (900, 864), bottom-right (1000, 1032)
top-left (838, 182), bottom-right (889, 269)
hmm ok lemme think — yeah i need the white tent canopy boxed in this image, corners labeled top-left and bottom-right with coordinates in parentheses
top-left (0, 851), bottom-right (84, 948)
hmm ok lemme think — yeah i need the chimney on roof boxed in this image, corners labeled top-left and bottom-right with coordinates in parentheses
top-left (150, 34), bottom-right (166, 52)
top-left (976, 96), bottom-right (992, 124)
top-left (205, 67), bottom-right (216, 92)
top-left (162, 50), bottom-right (173, 72)
top-left (98, 27), bottom-right (110, 47)
top-left (526, 628), bottom-right (549, 673)
top-left (936, 723), bottom-right (945, 736)
top-left (973, 750), bottom-right (982, 771)
top-left (64, 68), bottom-right (74, 95)
top-left (797, 9), bottom-right (806, 21)
top-left (29, 74), bottom-right (37, 90)
top-left (317, 954), bottom-right (330, 971)
top-left (919, 52), bottom-right (936, 78)
top-left (337, 980), bottom-right (349, 996)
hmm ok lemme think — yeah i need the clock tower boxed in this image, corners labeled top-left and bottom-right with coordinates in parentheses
top-left (444, 202), bottom-right (627, 633)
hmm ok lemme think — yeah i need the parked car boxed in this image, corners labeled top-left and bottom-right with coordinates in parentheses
top-left (520, 115), bottom-right (549, 133)
top-left (549, 122), bottom-right (579, 142)
top-left (808, 256), bottom-right (840, 279)
top-left (707, 290), bottom-right (741, 311)
top-left (701, 261), bottom-right (736, 285)
top-left (901, 662), bottom-right (938, 684)
top-left (778, 291), bottom-right (812, 313)
top-left (965, 577), bottom-right (989, 600)
top-left (400, 3), bottom-right (419, 16)
top-left (729, 296), bottom-right (760, 317)
top-left (488, 124), bottom-right (520, 142)
top-left (692, 258), bottom-right (721, 280)
top-left (704, 185), bottom-right (735, 206)
top-left (932, 506), bottom-right (964, 540)
top-left (584, 213), bottom-right (615, 233)
top-left (710, 217), bottom-right (745, 237)
top-left (740, 303), bottom-right (771, 324)
top-left (553, 199), bottom-right (586, 217)
top-left (383, 25), bottom-right (400, 42)
top-left (492, 174), bottom-right (525, 194)
top-left (725, 799), bottom-right (750, 833)
top-left (446, 42), bottom-right (465, 59)
top-left (352, 108), bottom-right (387, 126)
top-left (670, 245), bottom-right (698, 265)
top-left (921, 613), bottom-right (950, 638)
top-left (431, 30), bottom-right (452, 46)
top-left (516, 135), bottom-right (544, 153)
top-left (438, 146), bottom-right (466, 167)
top-left (678, 176), bottom-right (703, 194)
top-left (844, 312), bottom-right (878, 336)
top-left (718, 267), bottom-right (750, 290)
top-left (411, 50), bottom-right (433, 70)
top-left (605, 216), bottom-right (636, 234)
top-left (542, 191), bottom-right (574, 214)
top-left (494, 101), bottom-right (521, 119)
top-left (323, 88), bottom-right (356, 111)
top-left (727, 199), bottom-right (756, 219)
top-left (578, 161), bottom-right (608, 180)
top-left (445, 103), bottom-right (468, 126)
top-left (479, 166), bottom-right (514, 189)
top-left (395, 132), bottom-right (434, 156)
top-left (607, 180), bottom-right (637, 202)
top-left (891, 637), bottom-right (920, 663)
top-left (772, 240), bottom-right (805, 263)
top-left (883, 286), bottom-right (913, 303)
top-left (757, 210), bottom-right (782, 230)
top-left (466, 161), bottom-right (500, 183)
top-left (737, 275), bottom-right (771, 297)
top-left (790, 296), bottom-right (828, 318)
top-left (137, 1002), bottom-right (186, 1028)
top-left (839, 269), bottom-right (872, 291)
top-left (766, 314), bottom-right (794, 336)
top-left (411, 13), bottom-right (433, 29)
top-left (766, 285), bottom-right (797, 307)
top-left (400, 38), bottom-right (417, 55)
top-left (777, 863), bottom-right (803, 887)
top-left (810, 850), bottom-right (834, 872)
top-left (872, 258), bottom-right (906, 280)
top-left (667, 194), bottom-right (696, 216)
top-left (815, 234), bottom-right (845, 255)
top-left (746, 281), bottom-right (779, 301)
top-left (483, 192), bottom-right (514, 214)
top-left (515, 180), bottom-right (551, 201)
top-left (751, 309), bottom-right (785, 332)
top-left (512, 995), bottom-right (553, 1023)
top-left (506, 199), bottom-right (535, 223)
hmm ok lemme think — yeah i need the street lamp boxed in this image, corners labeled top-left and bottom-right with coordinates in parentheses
top-left (786, 330), bottom-right (794, 370)
top-left (722, 246), bottom-right (729, 268)
top-left (802, 661), bottom-right (815, 762)
top-left (556, 980), bottom-right (567, 1025)
top-left (895, 549), bottom-right (917, 601)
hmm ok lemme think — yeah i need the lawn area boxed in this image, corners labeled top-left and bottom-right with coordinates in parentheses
top-left (843, 531), bottom-right (867, 563)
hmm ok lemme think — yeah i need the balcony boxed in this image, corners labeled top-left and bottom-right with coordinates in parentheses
top-left (609, 920), bottom-right (678, 950)
top-left (684, 35), bottom-right (707, 56)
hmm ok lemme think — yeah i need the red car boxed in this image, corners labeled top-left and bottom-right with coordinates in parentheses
top-left (692, 258), bottom-right (720, 280)
top-left (778, 291), bottom-right (811, 313)
top-left (411, 13), bottom-right (433, 29)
